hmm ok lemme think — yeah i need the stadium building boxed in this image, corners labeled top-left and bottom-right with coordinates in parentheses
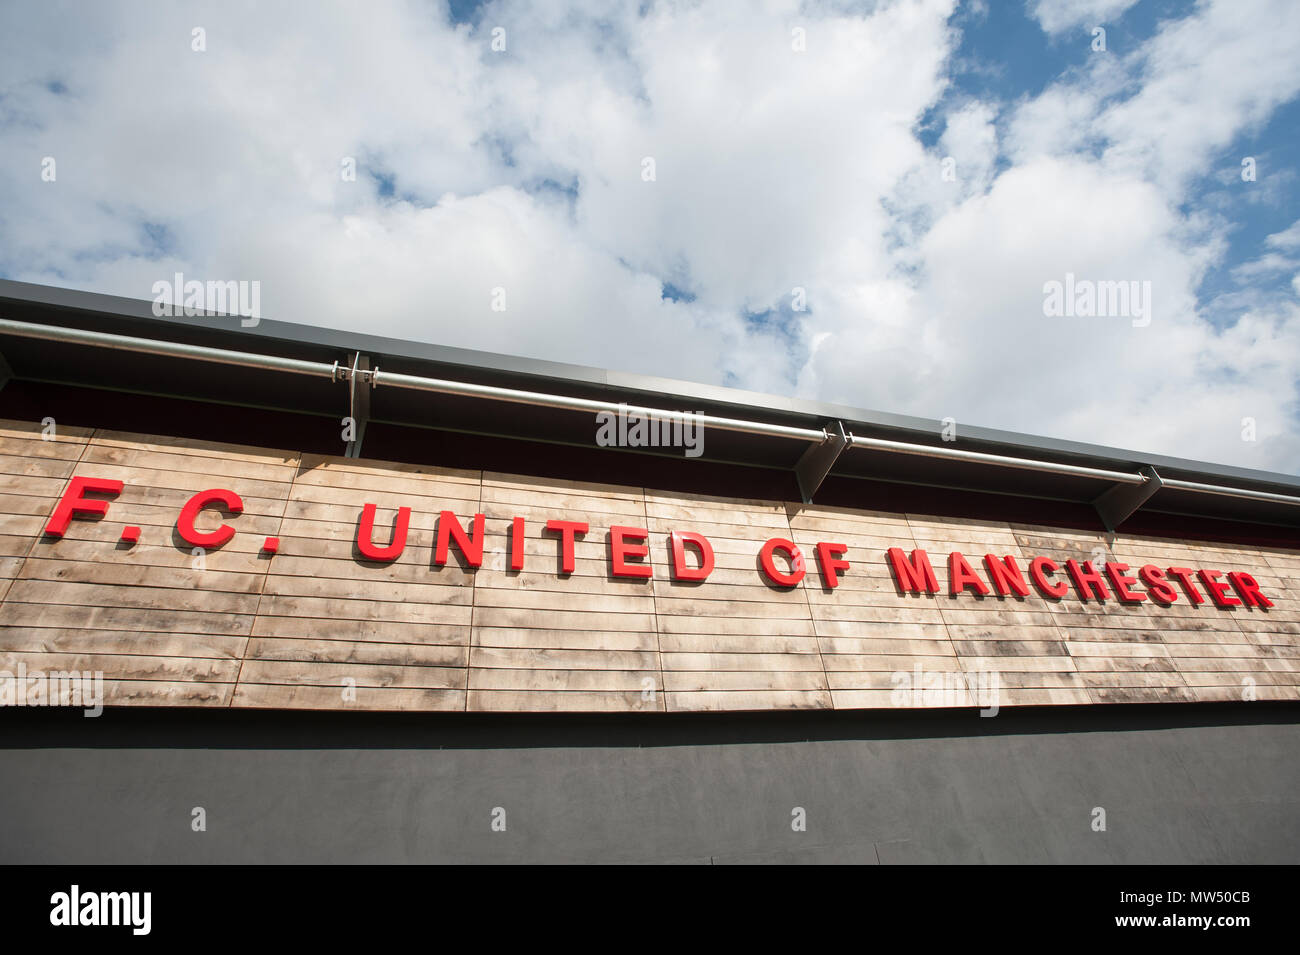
top-left (0, 279), bottom-right (1297, 863)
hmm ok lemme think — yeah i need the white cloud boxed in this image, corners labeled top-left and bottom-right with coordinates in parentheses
top-left (1028, 0), bottom-right (1140, 36)
top-left (0, 0), bottom-right (1298, 472)
top-left (1097, 0), bottom-right (1300, 188)
top-left (1267, 219), bottom-right (1300, 250)
top-left (938, 101), bottom-right (999, 196)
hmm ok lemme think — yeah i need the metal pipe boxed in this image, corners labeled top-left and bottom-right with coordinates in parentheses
top-left (4, 316), bottom-right (1299, 509)
top-left (0, 317), bottom-right (826, 443)
top-left (849, 434), bottom-right (1148, 484)
top-left (374, 369), bottom-right (827, 442)
top-left (1159, 477), bottom-right (1300, 507)
top-left (0, 318), bottom-right (336, 379)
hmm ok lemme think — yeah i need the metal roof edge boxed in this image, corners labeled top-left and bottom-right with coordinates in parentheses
top-left (2, 277), bottom-right (1297, 493)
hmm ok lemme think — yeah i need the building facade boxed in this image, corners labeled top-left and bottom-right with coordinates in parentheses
top-left (0, 280), bottom-right (1297, 863)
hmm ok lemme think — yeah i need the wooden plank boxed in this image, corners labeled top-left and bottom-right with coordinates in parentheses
top-left (0, 650), bottom-right (240, 682)
top-left (103, 680), bottom-right (235, 707)
top-left (466, 689), bottom-right (662, 712)
top-left (470, 646), bottom-right (658, 670)
top-left (5, 579), bottom-right (259, 615)
top-left (91, 430), bottom-right (298, 467)
top-left (233, 683), bottom-right (464, 711)
top-left (666, 689), bottom-right (832, 711)
top-left (0, 626), bottom-right (246, 659)
top-left (472, 627), bottom-right (658, 652)
top-left (0, 602), bottom-right (255, 635)
top-left (245, 637), bottom-right (468, 668)
top-left (237, 659), bottom-right (467, 689)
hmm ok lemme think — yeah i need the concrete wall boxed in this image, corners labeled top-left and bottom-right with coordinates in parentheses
top-left (2, 703), bottom-right (1297, 864)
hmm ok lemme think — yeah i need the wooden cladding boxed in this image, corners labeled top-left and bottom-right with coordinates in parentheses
top-left (0, 418), bottom-right (1297, 713)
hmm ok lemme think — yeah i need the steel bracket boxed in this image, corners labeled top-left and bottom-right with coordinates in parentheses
top-left (344, 352), bottom-right (371, 458)
top-left (1094, 465), bottom-right (1162, 533)
top-left (795, 420), bottom-right (849, 504)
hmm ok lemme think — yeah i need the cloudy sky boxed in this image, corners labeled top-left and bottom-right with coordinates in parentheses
top-left (2, 0), bottom-right (1298, 472)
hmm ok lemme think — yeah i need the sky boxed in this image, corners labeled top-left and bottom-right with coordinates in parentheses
top-left (1, 0), bottom-right (1298, 472)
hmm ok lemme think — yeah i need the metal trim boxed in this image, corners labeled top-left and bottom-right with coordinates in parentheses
top-left (1159, 477), bottom-right (1300, 507)
top-left (849, 434), bottom-right (1147, 485)
top-left (2, 315), bottom-right (1299, 512)
top-left (5, 277), bottom-right (1300, 495)
top-left (0, 317), bottom-right (335, 379)
top-left (371, 368), bottom-right (827, 442)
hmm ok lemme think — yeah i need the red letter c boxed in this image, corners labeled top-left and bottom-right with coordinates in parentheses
top-left (178, 488), bottom-right (243, 547)
top-left (759, 538), bottom-right (805, 587)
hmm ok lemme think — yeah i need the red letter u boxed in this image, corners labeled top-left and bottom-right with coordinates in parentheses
top-left (357, 503), bottom-right (410, 561)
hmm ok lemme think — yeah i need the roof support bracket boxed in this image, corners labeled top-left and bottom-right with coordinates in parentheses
top-left (342, 352), bottom-right (373, 459)
top-left (795, 420), bottom-right (849, 504)
top-left (1094, 465), bottom-right (1162, 534)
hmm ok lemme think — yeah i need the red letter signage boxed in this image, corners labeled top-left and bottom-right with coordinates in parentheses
top-left (178, 488), bottom-right (243, 548)
top-left (1029, 556), bottom-right (1069, 598)
top-left (815, 542), bottom-right (850, 589)
top-left (1197, 569), bottom-right (1241, 608)
top-left (759, 538), bottom-right (805, 587)
top-left (545, 519), bottom-right (588, 575)
top-left (669, 530), bottom-right (714, 581)
top-left (1139, 565), bottom-right (1178, 604)
top-left (887, 547), bottom-right (939, 594)
top-left (357, 503), bottom-right (410, 562)
top-left (949, 552), bottom-right (990, 596)
top-left (983, 554), bottom-right (1030, 597)
top-left (610, 526), bottom-right (652, 578)
top-left (435, 511), bottom-right (486, 568)
top-left (510, 517), bottom-right (526, 571)
top-left (45, 476), bottom-right (124, 538)
top-left (37, 472), bottom-right (1283, 614)
top-left (1066, 559), bottom-right (1110, 601)
top-left (1104, 562), bottom-right (1146, 603)
top-left (1227, 572), bottom-right (1273, 608)
top-left (1166, 567), bottom-right (1204, 605)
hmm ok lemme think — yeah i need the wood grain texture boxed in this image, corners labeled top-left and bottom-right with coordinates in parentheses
top-left (0, 423), bottom-right (289, 708)
top-left (649, 491), bottom-right (829, 712)
top-left (469, 471), bottom-right (662, 712)
top-left (233, 452), bottom-right (479, 711)
top-left (0, 418), bottom-right (1296, 713)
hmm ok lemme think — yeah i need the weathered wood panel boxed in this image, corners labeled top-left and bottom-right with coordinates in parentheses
top-left (649, 490), bottom-right (829, 712)
top-left (0, 425), bottom-right (294, 707)
top-left (0, 418), bottom-right (1296, 713)
top-left (913, 514), bottom-right (1091, 707)
top-left (0, 422), bottom-right (94, 604)
top-left (469, 471), bottom-right (662, 712)
top-left (788, 503), bottom-right (963, 709)
top-left (235, 453), bottom-right (480, 710)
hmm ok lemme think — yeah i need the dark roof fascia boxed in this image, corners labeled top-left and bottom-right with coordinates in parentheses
top-left (1, 277), bottom-right (1297, 494)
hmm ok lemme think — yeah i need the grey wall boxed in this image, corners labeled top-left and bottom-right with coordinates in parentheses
top-left (1, 704), bottom-right (1297, 864)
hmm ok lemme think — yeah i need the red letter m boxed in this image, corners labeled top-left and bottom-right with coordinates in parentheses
top-left (887, 547), bottom-right (939, 594)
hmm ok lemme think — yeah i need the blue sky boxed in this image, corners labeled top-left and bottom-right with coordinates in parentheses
top-left (935, 0), bottom-right (1300, 318)
top-left (1, 0), bottom-right (1298, 471)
